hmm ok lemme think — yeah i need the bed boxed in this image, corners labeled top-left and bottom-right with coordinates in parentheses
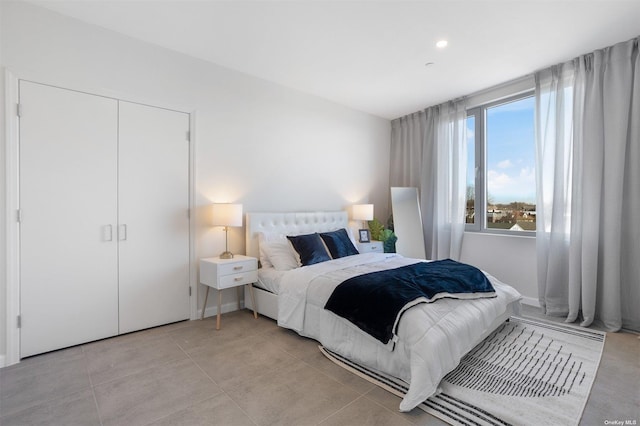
top-left (243, 211), bottom-right (522, 412)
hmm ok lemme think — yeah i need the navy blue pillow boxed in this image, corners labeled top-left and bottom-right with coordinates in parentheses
top-left (319, 229), bottom-right (359, 259)
top-left (287, 233), bottom-right (331, 266)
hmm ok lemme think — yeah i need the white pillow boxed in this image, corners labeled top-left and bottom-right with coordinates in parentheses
top-left (263, 240), bottom-right (299, 271)
top-left (257, 232), bottom-right (275, 268)
top-left (345, 227), bottom-right (359, 249)
top-left (258, 232), bottom-right (299, 271)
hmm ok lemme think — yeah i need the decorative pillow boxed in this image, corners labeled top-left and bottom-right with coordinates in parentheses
top-left (262, 239), bottom-right (299, 271)
top-left (286, 233), bottom-right (331, 267)
top-left (319, 228), bottom-right (359, 259)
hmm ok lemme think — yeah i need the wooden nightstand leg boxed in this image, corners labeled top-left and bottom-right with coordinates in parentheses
top-left (201, 285), bottom-right (210, 320)
top-left (216, 290), bottom-right (222, 330)
top-left (248, 283), bottom-right (258, 319)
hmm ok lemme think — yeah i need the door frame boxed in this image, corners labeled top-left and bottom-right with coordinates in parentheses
top-left (3, 71), bottom-right (198, 366)
top-left (4, 70), bottom-right (21, 367)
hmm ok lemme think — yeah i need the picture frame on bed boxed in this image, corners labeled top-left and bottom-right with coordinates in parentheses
top-left (358, 229), bottom-right (370, 243)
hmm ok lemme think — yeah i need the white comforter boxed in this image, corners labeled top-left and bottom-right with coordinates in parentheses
top-left (277, 253), bottom-right (522, 411)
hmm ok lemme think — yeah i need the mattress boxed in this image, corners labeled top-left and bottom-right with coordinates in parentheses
top-left (256, 267), bottom-right (285, 293)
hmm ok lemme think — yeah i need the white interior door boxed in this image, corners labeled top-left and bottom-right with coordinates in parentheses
top-left (19, 81), bottom-right (119, 357)
top-left (117, 101), bottom-right (190, 333)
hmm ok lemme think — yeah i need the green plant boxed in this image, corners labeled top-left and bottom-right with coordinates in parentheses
top-left (367, 217), bottom-right (397, 253)
top-left (368, 218), bottom-right (385, 241)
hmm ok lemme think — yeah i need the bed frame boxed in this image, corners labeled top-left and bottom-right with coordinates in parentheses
top-left (243, 211), bottom-right (350, 320)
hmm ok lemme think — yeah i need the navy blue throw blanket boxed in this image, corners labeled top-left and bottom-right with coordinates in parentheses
top-left (324, 259), bottom-right (496, 345)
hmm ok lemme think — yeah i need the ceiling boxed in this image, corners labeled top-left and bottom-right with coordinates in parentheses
top-left (28, 0), bottom-right (640, 119)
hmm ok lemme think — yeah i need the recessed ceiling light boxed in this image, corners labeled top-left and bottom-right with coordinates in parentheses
top-left (436, 40), bottom-right (448, 49)
top-left (425, 62), bottom-right (435, 67)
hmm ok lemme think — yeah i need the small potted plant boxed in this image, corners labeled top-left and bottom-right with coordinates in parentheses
top-left (367, 217), bottom-right (397, 253)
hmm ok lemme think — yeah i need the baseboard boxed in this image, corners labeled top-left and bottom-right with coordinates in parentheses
top-left (520, 296), bottom-right (540, 307)
top-left (0, 354), bottom-right (6, 368)
top-left (199, 300), bottom-right (246, 320)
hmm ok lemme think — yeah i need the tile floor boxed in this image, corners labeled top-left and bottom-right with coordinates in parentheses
top-left (0, 305), bottom-right (638, 426)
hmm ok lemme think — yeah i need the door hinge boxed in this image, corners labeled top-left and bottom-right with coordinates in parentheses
top-left (189, 286), bottom-right (192, 296)
top-left (17, 315), bottom-right (21, 328)
top-left (17, 103), bottom-right (22, 118)
top-left (187, 208), bottom-right (190, 219)
top-left (16, 209), bottom-right (22, 223)
top-left (186, 131), bottom-right (190, 141)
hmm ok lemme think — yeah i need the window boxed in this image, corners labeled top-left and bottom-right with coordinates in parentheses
top-left (466, 92), bottom-right (536, 234)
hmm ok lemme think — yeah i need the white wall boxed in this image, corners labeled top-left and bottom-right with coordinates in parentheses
top-left (0, 1), bottom-right (390, 363)
top-left (460, 232), bottom-right (538, 306)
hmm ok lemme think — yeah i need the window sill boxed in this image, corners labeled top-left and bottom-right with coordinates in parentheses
top-left (464, 229), bottom-right (535, 239)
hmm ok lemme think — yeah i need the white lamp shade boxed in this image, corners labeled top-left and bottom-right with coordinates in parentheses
top-left (211, 203), bottom-right (243, 227)
top-left (352, 204), bottom-right (374, 221)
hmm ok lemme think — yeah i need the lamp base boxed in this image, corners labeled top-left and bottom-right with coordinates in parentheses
top-left (219, 251), bottom-right (234, 259)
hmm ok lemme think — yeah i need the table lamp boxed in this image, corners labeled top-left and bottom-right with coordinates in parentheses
top-left (211, 203), bottom-right (243, 259)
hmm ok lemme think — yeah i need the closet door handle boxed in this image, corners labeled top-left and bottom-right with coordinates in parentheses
top-left (104, 225), bottom-right (113, 241)
top-left (119, 224), bottom-right (128, 241)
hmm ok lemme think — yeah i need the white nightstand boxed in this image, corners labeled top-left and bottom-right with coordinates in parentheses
top-left (200, 255), bottom-right (258, 330)
top-left (357, 241), bottom-right (384, 253)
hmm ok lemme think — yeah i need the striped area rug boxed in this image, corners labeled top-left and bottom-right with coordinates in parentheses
top-left (320, 316), bottom-right (606, 426)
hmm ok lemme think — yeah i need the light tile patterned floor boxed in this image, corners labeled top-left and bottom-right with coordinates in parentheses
top-left (0, 305), bottom-right (637, 425)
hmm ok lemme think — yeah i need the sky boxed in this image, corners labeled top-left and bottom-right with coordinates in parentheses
top-left (467, 96), bottom-right (536, 205)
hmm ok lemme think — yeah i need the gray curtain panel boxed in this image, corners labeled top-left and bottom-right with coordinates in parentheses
top-left (535, 36), bottom-right (639, 332)
top-left (390, 100), bottom-right (467, 261)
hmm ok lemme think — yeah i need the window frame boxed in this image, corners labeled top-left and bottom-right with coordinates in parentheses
top-left (465, 90), bottom-right (536, 237)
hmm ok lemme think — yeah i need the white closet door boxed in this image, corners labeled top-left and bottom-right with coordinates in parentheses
top-left (19, 81), bottom-right (119, 357)
top-left (118, 101), bottom-right (190, 333)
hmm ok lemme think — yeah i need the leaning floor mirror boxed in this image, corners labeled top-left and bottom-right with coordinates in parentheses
top-left (391, 187), bottom-right (426, 259)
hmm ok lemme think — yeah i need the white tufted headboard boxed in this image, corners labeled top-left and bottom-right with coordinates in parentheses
top-left (246, 211), bottom-right (349, 261)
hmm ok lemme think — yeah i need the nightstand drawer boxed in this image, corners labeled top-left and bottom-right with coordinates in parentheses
top-left (217, 258), bottom-right (257, 276)
top-left (358, 241), bottom-right (384, 253)
top-left (217, 270), bottom-right (258, 289)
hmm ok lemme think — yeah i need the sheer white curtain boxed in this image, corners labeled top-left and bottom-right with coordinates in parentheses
top-left (390, 100), bottom-right (468, 260)
top-left (535, 37), bottom-right (639, 331)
